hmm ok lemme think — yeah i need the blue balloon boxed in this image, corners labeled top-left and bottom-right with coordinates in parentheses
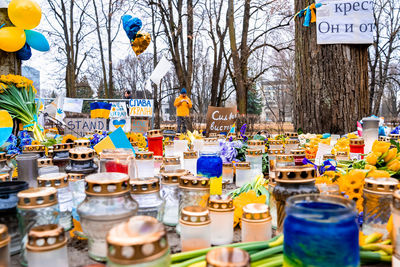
top-left (17, 43), bottom-right (32, 60)
top-left (121, 15), bottom-right (142, 41)
top-left (25, 30), bottom-right (50, 52)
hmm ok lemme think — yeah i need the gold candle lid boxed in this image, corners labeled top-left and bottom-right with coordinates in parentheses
top-left (268, 149), bottom-right (285, 155)
top-left (17, 187), bottom-right (58, 209)
top-left (147, 129), bottom-right (163, 137)
top-left (208, 196), bottom-right (234, 212)
top-left (336, 151), bottom-right (348, 157)
top-left (107, 216), bottom-right (168, 265)
top-left (242, 203), bottom-right (271, 222)
top-left (209, 133), bottom-right (218, 137)
top-left (38, 172), bottom-right (69, 189)
top-left (85, 131), bottom-right (94, 136)
top-left (269, 176), bottom-right (276, 185)
top-left (69, 147), bottom-right (95, 161)
top-left (246, 149), bottom-right (262, 156)
top-left (0, 152), bottom-right (6, 161)
top-left (204, 138), bottom-right (218, 144)
top-left (160, 169), bottom-right (187, 184)
top-left (285, 132), bottom-right (298, 138)
top-left (364, 178), bottom-right (399, 194)
top-left (154, 155), bottom-right (163, 162)
top-left (0, 224), bottom-right (10, 248)
top-left (47, 149), bottom-right (54, 158)
top-left (276, 154), bottom-right (294, 162)
top-left (135, 151), bottom-right (154, 160)
top-left (393, 190), bottom-right (400, 210)
top-left (100, 148), bottom-right (134, 159)
top-left (235, 162), bottom-right (251, 170)
top-left (389, 134), bottom-right (400, 139)
top-left (379, 136), bottom-right (390, 142)
top-left (349, 138), bottom-right (364, 146)
top-left (74, 139), bottom-right (90, 147)
top-left (26, 224), bottom-right (67, 252)
top-left (163, 156), bottom-right (180, 165)
top-left (285, 139), bottom-right (299, 145)
top-left (322, 154), bottom-right (336, 160)
top-left (223, 162), bottom-right (233, 168)
top-left (130, 141), bottom-right (138, 147)
top-left (23, 145), bottom-right (45, 153)
top-left (130, 178), bottom-right (160, 194)
top-left (0, 173), bottom-right (10, 182)
top-left (85, 172), bottom-right (130, 196)
top-left (179, 175), bottom-right (210, 190)
top-left (67, 173), bottom-right (85, 182)
top-left (291, 149), bottom-right (305, 156)
top-left (162, 125), bottom-right (175, 131)
top-left (37, 158), bottom-right (53, 167)
top-left (248, 140), bottom-right (264, 146)
top-left (206, 247), bottom-right (250, 267)
top-left (275, 166), bottom-right (316, 183)
top-left (217, 134), bottom-right (226, 139)
top-left (164, 140), bottom-right (173, 146)
top-left (180, 206), bottom-right (210, 226)
top-left (269, 140), bottom-right (283, 145)
top-left (184, 151), bottom-right (198, 159)
top-left (53, 143), bottom-right (74, 152)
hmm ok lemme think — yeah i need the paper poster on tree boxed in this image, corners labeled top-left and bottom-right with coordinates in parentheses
top-left (206, 106), bottom-right (237, 135)
top-left (316, 0), bottom-right (374, 44)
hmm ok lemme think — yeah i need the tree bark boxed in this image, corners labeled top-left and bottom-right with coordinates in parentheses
top-left (0, 9), bottom-right (21, 76)
top-left (294, 0), bottom-right (370, 134)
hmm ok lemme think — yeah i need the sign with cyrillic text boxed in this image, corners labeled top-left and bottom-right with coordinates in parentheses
top-left (129, 99), bottom-right (153, 117)
top-left (316, 0), bottom-right (374, 44)
top-left (206, 106), bottom-right (237, 135)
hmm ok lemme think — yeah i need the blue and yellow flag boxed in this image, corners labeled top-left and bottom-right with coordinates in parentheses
top-left (0, 110), bottom-right (13, 146)
top-left (90, 102), bottom-right (112, 119)
top-left (229, 123), bottom-right (236, 134)
top-left (94, 127), bottom-right (134, 154)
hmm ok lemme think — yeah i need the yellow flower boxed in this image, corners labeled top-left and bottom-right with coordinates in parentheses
top-left (371, 140), bottom-right (391, 154)
top-left (365, 164), bottom-right (377, 171)
top-left (62, 134), bottom-right (77, 143)
top-left (384, 148), bottom-right (398, 162)
top-left (367, 170), bottom-right (390, 178)
top-left (31, 140), bottom-right (41, 145)
top-left (233, 190), bottom-right (266, 228)
top-left (365, 152), bottom-right (379, 165)
top-left (347, 133), bottom-right (359, 139)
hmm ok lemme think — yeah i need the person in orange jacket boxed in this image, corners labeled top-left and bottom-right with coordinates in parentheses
top-left (174, 88), bottom-right (192, 133)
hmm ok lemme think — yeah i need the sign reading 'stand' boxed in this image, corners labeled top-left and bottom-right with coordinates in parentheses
top-left (65, 118), bottom-right (107, 137)
top-left (129, 99), bottom-right (153, 117)
top-left (316, 0), bottom-right (374, 44)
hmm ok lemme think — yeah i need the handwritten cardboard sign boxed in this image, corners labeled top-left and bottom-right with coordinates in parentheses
top-left (131, 119), bottom-right (149, 134)
top-left (110, 102), bottom-right (128, 118)
top-left (109, 117), bottom-right (131, 132)
top-left (129, 99), bottom-right (153, 117)
top-left (65, 118), bottom-right (107, 137)
top-left (206, 106), bottom-right (237, 135)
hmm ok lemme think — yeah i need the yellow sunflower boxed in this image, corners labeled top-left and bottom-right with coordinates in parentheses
top-left (62, 134), bottom-right (77, 143)
top-left (31, 140), bottom-right (41, 145)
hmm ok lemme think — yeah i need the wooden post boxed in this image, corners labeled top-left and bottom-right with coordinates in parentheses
top-left (0, 8), bottom-right (21, 75)
top-left (293, 0), bottom-right (370, 134)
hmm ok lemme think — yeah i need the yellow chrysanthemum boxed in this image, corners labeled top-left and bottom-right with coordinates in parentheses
top-left (233, 190), bottom-right (267, 228)
top-left (62, 134), bottom-right (77, 143)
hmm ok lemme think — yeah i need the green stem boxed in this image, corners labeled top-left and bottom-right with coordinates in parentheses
top-left (251, 254), bottom-right (283, 267)
top-left (250, 246), bottom-right (283, 262)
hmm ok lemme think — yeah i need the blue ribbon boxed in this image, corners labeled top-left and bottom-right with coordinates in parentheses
top-left (23, 115), bottom-right (43, 131)
top-left (302, 158), bottom-right (337, 175)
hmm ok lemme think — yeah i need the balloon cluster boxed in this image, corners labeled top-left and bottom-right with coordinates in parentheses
top-left (0, 0), bottom-right (50, 60)
top-left (121, 15), bottom-right (151, 56)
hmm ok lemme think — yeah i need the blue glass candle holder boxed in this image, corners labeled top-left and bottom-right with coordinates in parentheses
top-left (196, 152), bottom-right (222, 178)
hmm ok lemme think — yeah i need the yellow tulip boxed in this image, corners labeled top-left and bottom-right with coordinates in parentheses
top-left (365, 164), bottom-right (377, 171)
top-left (367, 170), bottom-right (390, 178)
top-left (384, 148), bottom-right (398, 162)
top-left (365, 152), bottom-right (378, 165)
top-left (372, 140), bottom-right (391, 154)
top-left (388, 160), bottom-right (400, 172)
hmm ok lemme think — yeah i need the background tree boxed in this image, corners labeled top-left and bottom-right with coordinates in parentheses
top-left (247, 87), bottom-right (264, 115)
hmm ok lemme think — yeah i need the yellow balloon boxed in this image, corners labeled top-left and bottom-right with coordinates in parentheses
top-left (8, 0), bottom-right (42, 30)
top-left (0, 27), bottom-right (26, 52)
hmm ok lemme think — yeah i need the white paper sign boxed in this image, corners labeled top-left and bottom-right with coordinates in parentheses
top-left (315, 143), bottom-right (333, 165)
top-left (109, 117), bottom-right (131, 132)
top-left (63, 98), bottom-right (83, 113)
top-left (149, 56), bottom-right (172, 85)
top-left (109, 102), bottom-right (128, 118)
top-left (316, 0), bottom-right (374, 44)
top-left (129, 99), bottom-right (154, 117)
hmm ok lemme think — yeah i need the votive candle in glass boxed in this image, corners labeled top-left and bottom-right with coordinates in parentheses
top-left (362, 117), bottom-right (380, 154)
top-left (174, 139), bottom-right (188, 161)
top-left (276, 154), bottom-right (295, 168)
top-left (362, 177), bottom-right (399, 236)
top-left (241, 203), bottom-right (272, 242)
top-left (99, 148), bottom-right (134, 178)
top-left (268, 177), bottom-right (278, 229)
top-left (336, 151), bottom-right (349, 161)
top-left (269, 139), bottom-right (283, 150)
top-left (164, 140), bottom-right (174, 157)
top-left (154, 156), bottom-right (163, 175)
top-left (268, 149), bottom-right (285, 179)
top-left (208, 196), bottom-right (234, 245)
top-left (163, 156), bottom-right (181, 172)
top-left (147, 130), bottom-right (164, 157)
top-left (65, 147), bottom-right (98, 176)
top-left (192, 139), bottom-right (204, 153)
top-left (106, 216), bottom-right (170, 267)
top-left (22, 145), bottom-right (46, 158)
top-left (235, 162), bottom-right (252, 187)
top-left (183, 151), bottom-right (198, 175)
top-left (247, 140), bottom-right (265, 153)
top-left (322, 154), bottom-right (336, 161)
top-left (0, 224), bottom-right (10, 267)
top-left (316, 183), bottom-right (340, 195)
top-left (0, 152), bottom-right (12, 178)
top-left (73, 139), bottom-right (90, 148)
top-left (285, 132), bottom-right (298, 140)
top-left (180, 206), bottom-right (211, 252)
top-left (52, 143), bottom-right (74, 172)
top-left (349, 138), bottom-right (365, 160)
top-left (222, 162), bottom-right (234, 184)
top-left (206, 247), bottom-right (250, 267)
top-left (246, 149), bottom-right (263, 177)
top-left (284, 194), bottom-right (359, 267)
top-left (135, 152), bottom-right (154, 179)
top-left (16, 154), bottom-right (39, 188)
top-left (26, 224), bottom-right (68, 267)
top-left (291, 149), bottom-right (306, 166)
top-left (392, 190), bottom-right (400, 266)
top-left (130, 178), bottom-right (165, 220)
top-left (285, 139), bottom-right (299, 154)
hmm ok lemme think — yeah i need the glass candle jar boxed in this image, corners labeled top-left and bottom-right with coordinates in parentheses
top-left (362, 177), bottom-right (399, 236)
top-left (130, 178), bottom-right (165, 220)
top-left (316, 183), bottom-right (340, 195)
top-left (379, 136), bottom-right (390, 142)
top-left (106, 216), bottom-right (170, 267)
top-left (268, 177), bottom-right (277, 229)
top-left (52, 143), bottom-right (74, 172)
top-left (362, 117), bottom-right (380, 154)
top-left (285, 132), bottom-right (298, 140)
top-left (390, 133), bottom-right (400, 143)
top-left (284, 194), bottom-right (359, 267)
top-left (99, 148), bottom-right (134, 178)
top-left (0, 152), bottom-right (12, 177)
top-left (164, 140), bottom-right (174, 157)
top-left (285, 139), bottom-right (299, 154)
top-left (276, 155), bottom-right (295, 168)
top-left (0, 181), bottom-right (28, 255)
top-left (268, 149), bottom-right (285, 179)
top-left (222, 162), bottom-right (234, 184)
top-left (180, 206), bottom-right (211, 252)
top-left (179, 175), bottom-right (210, 212)
top-left (197, 152), bottom-right (222, 179)
top-left (148, 130), bottom-right (164, 157)
top-left (291, 149), bottom-right (306, 166)
top-left (235, 162), bottom-right (252, 187)
top-left (74, 139), bottom-right (91, 148)
top-left (135, 152), bottom-right (154, 179)
top-left (336, 151), bottom-right (349, 161)
top-left (26, 224), bottom-right (68, 267)
top-left (273, 167), bottom-right (319, 233)
top-left (183, 151), bottom-right (198, 175)
top-left (17, 187), bottom-right (59, 266)
top-left (160, 170), bottom-right (186, 226)
top-left (0, 224), bottom-right (10, 267)
top-left (206, 247), bottom-right (250, 267)
top-left (393, 190), bottom-right (400, 266)
top-left (67, 173), bottom-right (86, 209)
top-left (77, 172), bottom-right (138, 261)
top-left (248, 140), bottom-right (265, 153)
top-left (349, 138), bottom-right (365, 160)
top-left (37, 173), bottom-right (73, 232)
top-left (269, 139), bottom-right (283, 150)
top-left (323, 154), bottom-right (336, 161)
top-left (154, 156), bottom-right (163, 175)
top-left (163, 156), bottom-right (181, 172)
top-left (22, 145), bottom-right (46, 158)
top-left (203, 138), bottom-right (219, 153)
top-left (246, 149), bottom-right (263, 177)
top-left (208, 196), bottom-right (234, 245)
top-left (65, 147), bottom-right (98, 176)
top-left (241, 203), bottom-right (272, 242)
top-left (16, 154), bottom-right (39, 188)
top-left (37, 158), bottom-right (53, 168)
top-left (192, 139), bottom-right (204, 153)
top-left (5, 154), bottom-right (15, 180)
top-left (174, 139), bottom-right (189, 161)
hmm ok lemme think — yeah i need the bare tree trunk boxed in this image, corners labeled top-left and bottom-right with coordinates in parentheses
top-left (151, 2), bottom-right (160, 128)
top-left (0, 8), bottom-right (21, 76)
top-left (294, 0), bottom-right (370, 134)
